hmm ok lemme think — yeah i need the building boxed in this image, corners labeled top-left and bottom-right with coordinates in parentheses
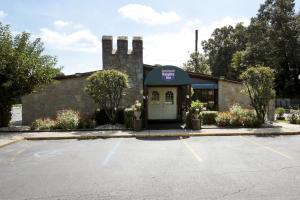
top-left (22, 36), bottom-right (275, 126)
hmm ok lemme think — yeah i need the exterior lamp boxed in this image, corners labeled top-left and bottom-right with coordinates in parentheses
top-left (186, 95), bottom-right (190, 99)
top-left (298, 74), bottom-right (300, 80)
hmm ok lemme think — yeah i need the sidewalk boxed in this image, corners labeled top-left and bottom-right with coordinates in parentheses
top-left (0, 123), bottom-right (299, 147)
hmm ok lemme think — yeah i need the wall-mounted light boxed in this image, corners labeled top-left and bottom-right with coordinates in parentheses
top-left (186, 95), bottom-right (190, 99)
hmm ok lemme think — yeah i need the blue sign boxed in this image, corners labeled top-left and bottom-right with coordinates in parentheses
top-left (162, 69), bottom-right (175, 81)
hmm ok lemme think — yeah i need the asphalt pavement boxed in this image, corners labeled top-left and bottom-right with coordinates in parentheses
top-left (1, 136), bottom-right (300, 200)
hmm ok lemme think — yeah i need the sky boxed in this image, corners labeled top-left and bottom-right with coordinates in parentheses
top-left (1, 0), bottom-right (300, 75)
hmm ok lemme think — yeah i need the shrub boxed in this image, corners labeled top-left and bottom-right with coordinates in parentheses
top-left (86, 70), bottom-right (128, 124)
top-left (275, 107), bottom-right (285, 120)
top-left (124, 108), bottom-right (134, 128)
top-left (31, 118), bottom-right (56, 130)
top-left (202, 111), bottom-right (218, 125)
top-left (78, 114), bottom-right (96, 129)
top-left (288, 110), bottom-right (300, 124)
top-left (55, 109), bottom-right (80, 129)
top-left (184, 100), bottom-right (205, 128)
top-left (216, 112), bottom-right (232, 127)
top-left (216, 105), bottom-right (260, 127)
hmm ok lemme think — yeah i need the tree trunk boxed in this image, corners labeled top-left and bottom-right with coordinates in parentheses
top-left (0, 103), bottom-right (12, 127)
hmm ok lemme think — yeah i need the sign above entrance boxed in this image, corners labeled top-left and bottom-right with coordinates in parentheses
top-left (162, 69), bottom-right (175, 81)
top-left (144, 65), bottom-right (191, 86)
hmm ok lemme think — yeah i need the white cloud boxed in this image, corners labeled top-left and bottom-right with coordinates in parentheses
top-left (54, 20), bottom-right (85, 30)
top-left (143, 17), bottom-right (250, 66)
top-left (54, 20), bottom-right (70, 28)
top-left (118, 4), bottom-right (180, 25)
top-left (0, 10), bottom-right (7, 18)
top-left (39, 28), bottom-right (101, 53)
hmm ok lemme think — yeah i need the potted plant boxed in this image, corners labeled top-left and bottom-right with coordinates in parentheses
top-left (190, 100), bottom-right (204, 130)
top-left (132, 100), bottom-right (142, 131)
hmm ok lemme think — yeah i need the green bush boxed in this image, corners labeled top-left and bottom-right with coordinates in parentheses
top-left (31, 118), bottom-right (56, 130)
top-left (184, 100), bottom-right (205, 129)
top-left (216, 112), bottom-right (232, 127)
top-left (216, 105), bottom-right (260, 127)
top-left (275, 107), bottom-right (285, 120)
top-left (201, 111), bottom-right (218, 125)
top-left (55, 109), bottom-right (80, 129)
top-left (124, 108), bottom-right (134, 128)
top-left (288, 110), bottom-right (300, 124)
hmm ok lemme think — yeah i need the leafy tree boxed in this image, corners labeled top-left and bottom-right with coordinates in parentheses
top-left (183, 52), bottom-right (211, 74)
top-left (240, 66), bottom-right (276, 123)
top-left (86, 70), bottom-right (128, 124)
top-left (245, 0), bottom-right (300, 97)
top-left (0, 22), bottom-right (61, 127)
top-left (202, 23), bottom-right (248, 79)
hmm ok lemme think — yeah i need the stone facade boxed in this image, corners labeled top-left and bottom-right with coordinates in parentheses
top-left (218, 79), bottom-right (251, 112)
top-left (102, 36), bottom-right (143, 107)
top-left (22, 76), bottom-right (97, 125)
top-left (218, 79), bottom-right (275, 120)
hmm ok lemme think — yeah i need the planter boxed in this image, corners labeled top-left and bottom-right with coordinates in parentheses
top-left (134, 111), bottom-right (141, 120)
top-left (133, 119), bottom-right (142, 131)
top-left (192, 119), bottom-right (201, 130)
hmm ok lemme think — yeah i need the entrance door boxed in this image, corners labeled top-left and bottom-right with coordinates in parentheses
top-left (148, 87), bottom-right (177, 120)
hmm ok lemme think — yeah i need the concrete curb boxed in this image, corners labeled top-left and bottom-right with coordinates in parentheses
top-left (23, 131), bottom-right (300, 140)
top-left (0, 139), bottom-right (22, 148)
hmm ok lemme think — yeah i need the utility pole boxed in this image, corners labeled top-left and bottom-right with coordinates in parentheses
top-left (195, 29), bottom-right (198, 53)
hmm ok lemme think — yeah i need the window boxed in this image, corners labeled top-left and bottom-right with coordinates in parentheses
top-left (151, 91), bottom-right (160, 102)
top-left (165, 91), bottom-right (174, 104)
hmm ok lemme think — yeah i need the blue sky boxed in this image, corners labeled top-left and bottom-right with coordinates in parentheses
top-left (1, 0), bottom-right (300, 74)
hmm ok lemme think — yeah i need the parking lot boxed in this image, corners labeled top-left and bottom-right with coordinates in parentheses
top-left (1, 135), bottom-right (300, 200)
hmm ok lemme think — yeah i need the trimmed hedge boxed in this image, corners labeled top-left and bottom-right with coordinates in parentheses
top-left (275, 107), bottom-right (285, 120)
top-left (202, 111), bottom-right (218, 125)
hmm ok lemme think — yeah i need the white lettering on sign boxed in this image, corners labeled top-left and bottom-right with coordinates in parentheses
top-left (162, 69), bottom-right (175, 80)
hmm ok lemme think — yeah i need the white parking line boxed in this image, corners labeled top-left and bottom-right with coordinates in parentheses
top-left (180, 137), bottom-right (202, 162)
top-left (240, 136), bottom-right (293, 160)
top-left (101, 140), bottom-right (122, 166)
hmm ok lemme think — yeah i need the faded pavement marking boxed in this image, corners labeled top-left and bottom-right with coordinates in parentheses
top-left (101, 140), bottom-right (122, 166)
top-left (180, 136), bottom-right (202, 162)
top-left (240, 136), bottom-right (293, 160)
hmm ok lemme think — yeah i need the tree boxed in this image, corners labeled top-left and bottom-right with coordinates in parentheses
top-left (240, 66), bottom-right (275, 124)
top-left (0, 22), bottom-right (61, 127)
top-left (245, 0), bottom-right (300, 97)
top-left (183, 52), bottom-right (211, 74)
top-left (86, 70), bottom-right (128, 124)
top-left (202, 23), bottom-right (248, 79)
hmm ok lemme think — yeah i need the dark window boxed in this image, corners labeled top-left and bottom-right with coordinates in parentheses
top-left (151, 91), bottom-right (160, 102)
top-left (165, 91), bottom-right (174, 104)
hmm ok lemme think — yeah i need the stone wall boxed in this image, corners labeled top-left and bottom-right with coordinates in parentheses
top-left (218, 79), bottom-right (275, 121)
top-left (102, 36), bottom-right (143, 107)
top-left (22, 76), bottom-right (97, 125)
top-left (218, 79), bottom-right (251, 112)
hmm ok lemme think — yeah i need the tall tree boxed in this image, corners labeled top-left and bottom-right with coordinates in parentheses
top-left (0, 22), bottom-right (61, 127)
top-left (86, 70), bottom-right (128, 124)
top-left (202, 23), bottom-right (248, 79)
top-left (183, 52), bottom-right (211, 74)
top-left (240, 66), bottom-right (276, 123)
top-left (245, 0), bottom-right (300, 97)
